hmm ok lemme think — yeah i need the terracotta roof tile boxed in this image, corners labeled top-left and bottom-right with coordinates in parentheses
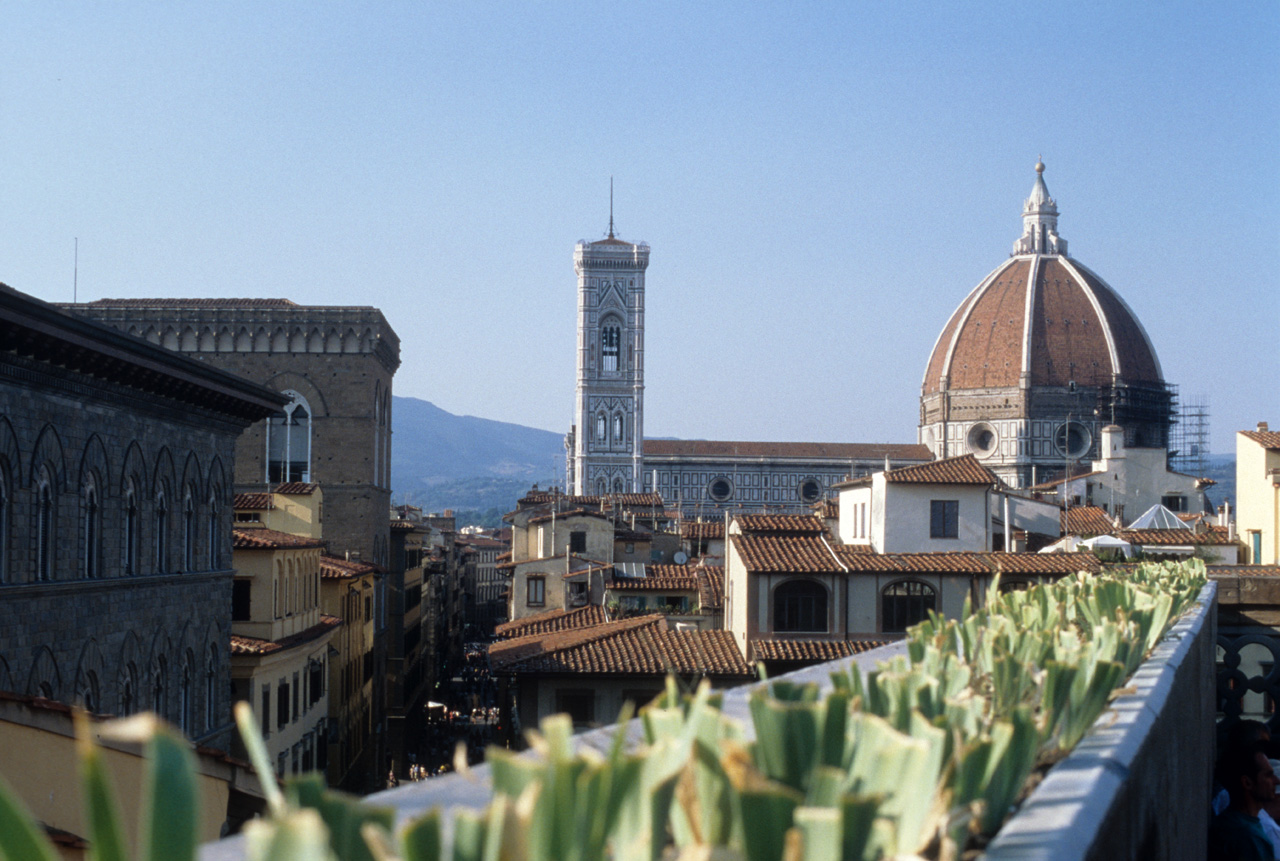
top-left (274, 482), bottom-right (318, 495)
top-left (1208, 565), bottom-right (1280, 577)
top-left (233, 493), bottom-right (275, 511)
top-left (494, 605), bottom-right (610, 639)
top-left (1241, 430), bottom-right (1280, 450)
top-left (232, 528), bottom-right (324, 550)
top-left (736, 514), bottom-right (827, 535)
top-left (881, 454), bottom-right (997, 485)
top-left (1062, 506), bottom-right (1116, 536)
top-left (698, 565), bottom-right (724, 610)
top-left (319, 554), bottom-right (381, 579)
top-left (1120, 529), bottom-right (1241, 546)
top-left (230, 615), bottom-right (342, 656)
top-left (490, 615), bottom-right (751, 677)
top-left (642, 440), bottom-right (932, 460)
top-left (813, 499), bottom-right (840, 518)
top-left (751, 639), bottom-right (888, 662)
top-left (84, 297), bottom-right (300, 308)
top-left (608, 565), bottom-right (700, 592)
top-left (681, 521), bottom-right (725, 540)
top-left (732, 535), bottom-right (1101, 575)
top-left (606, 493), bottom-right (665, 508)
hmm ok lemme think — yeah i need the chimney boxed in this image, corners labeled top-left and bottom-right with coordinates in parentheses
top-left (1259, 422), bottom-right (1270, 433)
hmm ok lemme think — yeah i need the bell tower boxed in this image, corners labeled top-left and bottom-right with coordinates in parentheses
top-left (568, 205), bottom-right (649, 496)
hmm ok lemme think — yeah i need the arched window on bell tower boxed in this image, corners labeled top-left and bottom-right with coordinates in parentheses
top-left (600, 319), bottom-right (621, 373)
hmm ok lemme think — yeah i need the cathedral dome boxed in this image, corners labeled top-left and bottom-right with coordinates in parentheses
top-left (918, 163), bottom-right (1173, 485)
top-left (922, 164), bottom-right (1163, 395)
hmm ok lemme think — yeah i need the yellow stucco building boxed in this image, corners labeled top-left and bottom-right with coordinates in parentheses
top-left (1238, 423), bottom-right (1280, 564)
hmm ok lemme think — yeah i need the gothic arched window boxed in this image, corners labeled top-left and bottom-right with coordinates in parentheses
top-left (0, 469), bottom-right (8, 583)
top-left (179, 651), bottom-right (193, 734)
top-left (881, 580), bottom-right (937, 634)
top-left (36, 466), bottom-right (54, 581)
top-left (205, 644), bottom-right (218, 731)
top-left (183, 487), bottom-right (196, 573)
top-left (208, 485), bottom-right (221, 570)
top-left (613, 413), bottom-right (624, 443)
top-left (774, 579), bottom-right (828, 633)
top-left (154, 487), bottom-right (168, 573)
top-left (267, 391), bottom-right (312, 484)
top-left (83, 474), bottom-right (101, 579)
top-left (601, 321), bottom-right (621, 372)
top-left (152, 656), bottom-right (167, 717)
top-left (595, 412), bottom-right (606, 443)
top-left (124, 479), bottom-right (139, 575)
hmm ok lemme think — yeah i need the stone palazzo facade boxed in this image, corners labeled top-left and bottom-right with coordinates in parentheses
top-left (65, 299), bottom-right (400, 565)
top-left (0, 285), bottom-right (283, 749)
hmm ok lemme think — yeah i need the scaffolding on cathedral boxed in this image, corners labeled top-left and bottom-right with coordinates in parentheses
top-left (1169, 393), bottom-right (1211, 478)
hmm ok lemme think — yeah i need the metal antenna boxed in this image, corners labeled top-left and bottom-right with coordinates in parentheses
top-left (73, 238), bottom-right (78, 303)
top-left (608, 177), bottom-right (615, 239)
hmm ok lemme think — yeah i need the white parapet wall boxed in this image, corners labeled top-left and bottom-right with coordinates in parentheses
top-left (202, 582), bottom-right (1217, 859)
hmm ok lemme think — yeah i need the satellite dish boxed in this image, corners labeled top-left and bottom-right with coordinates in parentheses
top-left (673, 551), bottom-right (688, 565)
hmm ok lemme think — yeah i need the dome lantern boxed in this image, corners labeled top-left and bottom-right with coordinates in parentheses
top-left (1012, 158), bottom-right (1067, 256)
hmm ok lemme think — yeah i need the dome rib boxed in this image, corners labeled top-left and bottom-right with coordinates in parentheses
top-left (1057, 257), bottom-right (1121, 378)
top-left (1064, 259), bottom-right (1165, 382)
top-left (1019, 256), bottom-right (1041, 383)
top-left (924, 257), bottom-right (1019, 392)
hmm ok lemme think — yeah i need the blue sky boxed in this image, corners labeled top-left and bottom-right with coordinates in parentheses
top-left (1, 3), bottom-right (1275, 453)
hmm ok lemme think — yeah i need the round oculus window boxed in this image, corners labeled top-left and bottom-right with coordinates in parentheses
top-left (966, 423), bottom-right (998, 457)
top-left (707, 477), bottom-right (733, 502)
top-left (1054, 421), bottom-right (1092, 458)
top-left (798, 478), bottom-right (822, 503)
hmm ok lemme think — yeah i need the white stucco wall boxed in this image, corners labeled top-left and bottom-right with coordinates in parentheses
top-left (879, 482), bottom-right (990, 553)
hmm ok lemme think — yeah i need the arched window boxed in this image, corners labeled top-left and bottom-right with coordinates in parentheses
top-left (0, 469), bottom-right (10, 583)
top-left (613, 477), bottom-right (624, 493)
top-left (154, 488), bottom-right (168, 573)
top-left (881, 580), bottom-right (937, 634)
top-left (179, 651), bottom-right (193, 734)
top-left (152, 656), bottom-right (167, 717)
top-left (124, 480), bottom-right (139, 575)
top-left (78, 671), bottom-right (99, 714)
top-left (120, 663), bottom-right (137, 716)
top-left (183, 487), bottom-right (196, 572)
top-left (208, 486), bottom-right (221, 570)
top-left (613, 412), bottom-right (624, 443)
top-left (36, 467), bottom-right (54, 581)
top-left (267, 391), bottom-right (312, 483)
top-left (595, 478), bottom-right (607, 496)
top-left (595, 412), bottom-right (606, 443)
top-left (774, 579), bottom-right (829, 633)
top-left (601, 321), bottom-right (621, 372)
top-left (83, 474), bottom-right (101, 579)
top-left (205, 645), bottom-right (219, 731)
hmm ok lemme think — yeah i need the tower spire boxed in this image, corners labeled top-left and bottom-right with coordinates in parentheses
top-left (608, 177), bottom-right (615, 239)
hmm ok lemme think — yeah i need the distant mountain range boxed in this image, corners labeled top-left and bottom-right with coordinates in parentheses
top-left (390, 397), bottom-right (563, 517)
top-left (389, 395), bottom-right (1239, 525)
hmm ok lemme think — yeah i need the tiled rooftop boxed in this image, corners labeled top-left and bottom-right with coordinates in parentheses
top-left (489, 615), bottom-right (751, 677)
top-left (608, 565), bottom-right (700, 592)
top-left (732, 534), bottom-right (1102, 575)
top-left (527, 508), bottom-right (611, 525)
top-left (735, 514), bottom-right (827, 535)
top-left (813, 499), bottom-right (840, 519)
top-left (1120, 529), bottom-right (1241, 546)
top-left (881, 454), bottom-right (997, 485)
top-left (1241, 429), bottom-right (1280, 450)
top-left (751, 639), bottom-right (888, 662)
top-left (84, 297), bottom-right (301, 308)
top-left (319, 554), bottom-right (381, 579)
top-left (230, 615), bottom-right (342, 656)
top-left (494, 605), bottom-right (611, 639)
top-left (698, 565), bottom-right (724, 610)
top-left (642, 440), bottom-right (932, 460)
top-left (681, 521), bottom-right (725, 540)
top-left (232, 528), bottom-right (324, 550)
top-left (1062, 506), bottom-right (1117, 536)
top-left (233, 493), bottom-right (275, 511)
top-left (274, 482), bottom-right (318, 495)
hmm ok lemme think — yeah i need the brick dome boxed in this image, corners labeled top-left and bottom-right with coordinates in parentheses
top-left (923, 164), bottom-right (1163, 395)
